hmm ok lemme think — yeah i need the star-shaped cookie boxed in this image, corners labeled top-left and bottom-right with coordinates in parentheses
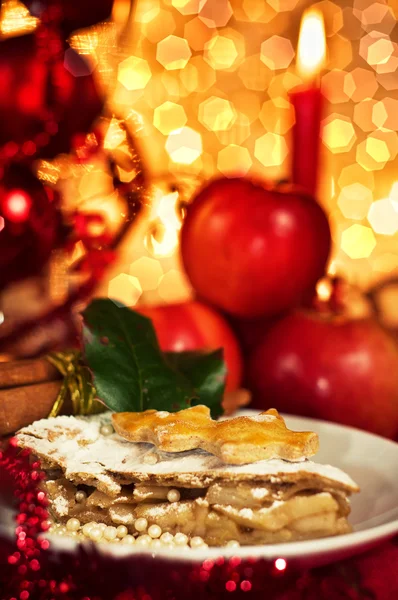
top-left (112, 406), bottom-right (319, 465)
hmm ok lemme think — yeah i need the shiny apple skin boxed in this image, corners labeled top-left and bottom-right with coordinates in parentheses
top-left (137, 301), bottom-right (243, 392)
top-left (248, 311), bottom-right (398, 438)
top-left (180, 177), bottom-right (331, 318)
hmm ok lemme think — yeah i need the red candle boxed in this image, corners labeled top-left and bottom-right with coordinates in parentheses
top-left (290, 9), bottom-right (326, 198)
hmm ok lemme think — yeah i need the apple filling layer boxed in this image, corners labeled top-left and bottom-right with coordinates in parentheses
top-left (43, 477), bottom-right (352, 546)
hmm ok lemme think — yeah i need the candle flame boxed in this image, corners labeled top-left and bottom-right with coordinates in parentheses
top-left (297, 9), bottom-right (326, 80)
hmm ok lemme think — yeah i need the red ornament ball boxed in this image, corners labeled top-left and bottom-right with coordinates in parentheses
top-left (137, 301), bottom-right (243, 392)
top-left (0, 34), bottom-right (103, 159)
top-left (21, 0), bottom-right (114, 36)
top-left (181, 177), bottom-right (331, 318)
top-left (248, 310), bottom-right (398, 438)
top-left (0, 164), bottom-right (63, 289)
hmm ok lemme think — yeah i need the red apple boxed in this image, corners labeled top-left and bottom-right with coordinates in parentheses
top-left (248, 311), bottom-right (398, 438)
top-left (180, 177), bottom-right (331, 318)
top-left (136, 301), bottom-right (243, 392)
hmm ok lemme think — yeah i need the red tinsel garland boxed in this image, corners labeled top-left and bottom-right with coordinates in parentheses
top-left (0, 439), bottom-right (397, 600)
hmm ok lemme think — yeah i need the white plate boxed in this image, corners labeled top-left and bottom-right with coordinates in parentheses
top-left (2, 413), bottom-right (398, 569)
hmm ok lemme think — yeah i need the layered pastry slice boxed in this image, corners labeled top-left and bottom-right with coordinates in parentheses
top-left (16, 407), bottom-right (359, 548)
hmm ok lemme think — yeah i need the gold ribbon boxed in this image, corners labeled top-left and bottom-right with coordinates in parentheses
top-left (46, 350), bottom-right (104, 418)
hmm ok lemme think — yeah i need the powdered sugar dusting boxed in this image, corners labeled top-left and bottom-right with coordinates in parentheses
top-left (17, 413), bottom-right (359, 496)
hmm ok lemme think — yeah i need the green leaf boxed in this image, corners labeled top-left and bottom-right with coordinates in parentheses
top-left (82, 298), bottom-right (198, 413)
top-left (164, 350), bottom-right (226, 418)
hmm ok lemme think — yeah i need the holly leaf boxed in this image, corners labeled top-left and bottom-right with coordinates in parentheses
top-left (82, 299), bottom-right (198, 413)
top-left (164, 350), bottom-right (226, 418)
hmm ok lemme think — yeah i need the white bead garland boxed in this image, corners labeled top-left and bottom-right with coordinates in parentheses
top-left (148, 524), bottom-right (162, 539)
top-left (66, 518), bottom-right (80, 532)
top-left (52, 518), bottom-right (219, 552)
top-left (122, 535), bottom-right (135, 545)
top-left (167, 489), bottom-right (180, 503)
top-left (134, 517), bottom-right (148, 533)
top-left (116, 525), bottom-right (128, 539)
top-left (135, 534), bottom-right (151, 547)
top-left (75, 491), bottom-right (87, 503)
top-left (174, 532), bottom-right (189, 546)
top-left (103, 526), bottom-right (117, 541)
top-left (89, 526), bottom-right (103, 542)
top-left (226, 540), bottom-right (240, 548)
top-left (100, 423), bottom-right (114, 436)
top-left (160, 532), bottom-right (174, 544)
top-left (190, 536), bottom-right (205, 549)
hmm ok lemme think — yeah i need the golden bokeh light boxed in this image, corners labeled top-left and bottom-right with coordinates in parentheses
top-left (337, 183), bottom-right (373, 220)
top-left (343, 67), bottom-right (378, 101)
top-left (172, 0), bottom-right (200, 16)
top-left (158, 269), bottom-right (191, 303)
top-left (267, 72), bottom-right (302, 98)
top-left (240, 0), bottom-right (277, 23)
top-left (269, 0), bottom-right (300, 12)
top-left (260, 36), bottom-right (295, 71)
top-left (368, 199), bottom-right (398, 236)
top-left (322, 115), bottom-right (356, 153)
top-left (357, 131), bottom-right (398, 171)
top-left (157, 35), bottom-right (192, 70)
top-left (328, 34), bottom-right (353, 70)
top-left (108, 274), bottom-right (142, 307)
top-left (341, 224), bottom-right (376, 259)
top-left (135, 0), bottom-right (161, 23)
top-left (184, 16), bottom-right (213, 51)
top-left (180, 55), bottom-right (216, 92)
top-left (259, 99), bottom-right (295, 135)
top-left (198, 96), bottom-right (237, 131)
top-left (355, 1), bottom-right (393, 30)
top-left (360, 31), bottom-right (398, 74)
top-left (129, 257), bottom-right (164, 291)
top-left (322, 70), bottom-right (350, 104)
top-left (338, 164), bottom-right (375, 190)
top-left (254, 132), bottom-right (289, 168)
top-left (217, 144), bottom-right (253, 176)
top-left (143, 9), bottom-right (176, 43)
top-left (198, 0), bottom-right (233, 28)
top-left (118, 56), bottom-right (152, 91)
top-left (165, 127), bottom-right (203, 164)
top-left (214, 111), bottom-right (251, 145)
top-left (204, 35), bottom-right (239, 70)
top-left (356, 138), bottom-right (389, 171)
top-left (353, 98), bottom-right (378, 131)
top-left (153, 101), bottom-right (187, 135)
top-left (237, 54), bottom-right (272, 91)
top-left (373, 98), bottom-right (398, 130)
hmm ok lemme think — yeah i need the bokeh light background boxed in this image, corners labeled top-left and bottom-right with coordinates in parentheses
top-left (91, 0), bottom-right (398, 307)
